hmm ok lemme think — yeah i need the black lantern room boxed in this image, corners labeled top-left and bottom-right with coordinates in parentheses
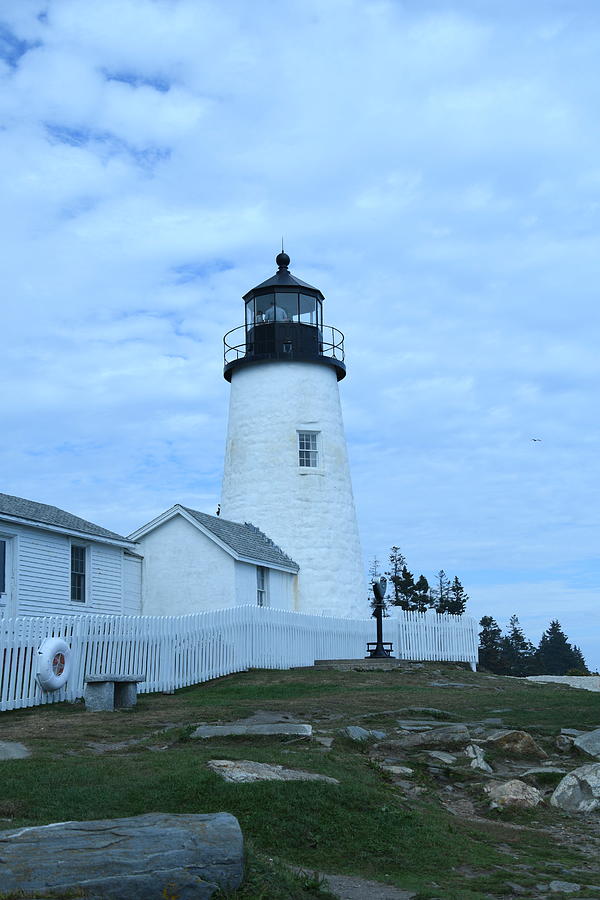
top-left (223, 252), bottom-right (346, 382)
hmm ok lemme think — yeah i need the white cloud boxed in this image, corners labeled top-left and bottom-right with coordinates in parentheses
top-left (1, 0), bottom-right (599, 665)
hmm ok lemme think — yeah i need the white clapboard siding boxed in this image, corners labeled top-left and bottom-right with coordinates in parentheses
top-left (123, 555), bottom-right (142, 615)
top-left (0, 607), bottom-right (479, 712)
top-left (14, 525), bottom-right (129, 617)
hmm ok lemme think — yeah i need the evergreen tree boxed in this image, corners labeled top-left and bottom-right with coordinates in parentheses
top-left (368, 556), bottom-right (389, 615)
top-left (368, 556), bottom-right (382, 581)
top-left (413, 574), bottom-right (432, 612)
top-left (570, 645), bottom-right (590, 675)
top-left (500, 615), bottom-right (536, 676)
top-left (478, 616), bottom-right (504, 672)
top-left (432, 570), bottom-right (451, 613)
top-left (444, 576), bottom-right (469, 615)
top-left (385, 547), bottom-right (406, 607)
top-left (389, 565), bottom-right (416, 611)
top-left (535, 621), bottom-right (589, 675)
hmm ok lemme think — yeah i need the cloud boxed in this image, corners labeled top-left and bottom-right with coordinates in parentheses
top-left (1, 0), bottom-right (599, 666)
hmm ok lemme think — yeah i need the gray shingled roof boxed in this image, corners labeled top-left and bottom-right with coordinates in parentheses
top-left (181, 506), bottom-right (299, 571)
top-left (0, 492), bottom-right (131, 543)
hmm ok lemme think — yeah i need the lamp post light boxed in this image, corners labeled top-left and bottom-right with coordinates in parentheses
top-left (366, 576), bottom-right (395, 659)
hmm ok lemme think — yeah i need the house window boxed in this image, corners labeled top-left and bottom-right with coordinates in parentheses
top-left (0, 540), bottom-right (5, 595)
top-left (257, 566), bottom-right (268, 607)
top-left (71, 544), bottom-right (87, 602)
top-left (298, 431), bottom-right (319, 468)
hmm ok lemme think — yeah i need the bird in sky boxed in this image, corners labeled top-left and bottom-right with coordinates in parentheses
top-left (531, 438), bottom-right (542, 442)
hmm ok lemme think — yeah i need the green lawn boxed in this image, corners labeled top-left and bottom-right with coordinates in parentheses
top-left (1, 663), bottom-right (598, 899)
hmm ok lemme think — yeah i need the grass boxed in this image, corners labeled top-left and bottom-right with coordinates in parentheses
top-left (1, 662), bottom-right (599, 899)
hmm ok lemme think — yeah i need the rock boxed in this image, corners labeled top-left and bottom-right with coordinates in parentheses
top-left (0, 741), bottom-right (30, 760)
top-left (396, 707), bottom-right (456, 720)
top-left (485, 779), bottom-right (544, 808)
top-left (427, 751), bottom-right (457, 764)
top-left (486, 730), bottom-right (547, 759)
top-left (573, 728), bottom-right (600, 759)
top-left (549, 881), bottom-right (581, 893)
top-left (556, 734), bottom-right (574, 753)
top-left (550, 763), bottom-right (600, 812)
top-left (344, 725), bottom-right (371, 741)
top-left (380, 724), bottom-right (471, 751)
top-left (370, 729), bottom-right (387, 739)
top-left (505, 883), bottom-right (527, 895)
top-left (465, 743), bottom-right (493, 773)
top-left (190, 724), bottom-right (312, 739)
top-left (207, 759), bottom-right (339, 784)
top-left (379, 764), bottom-right (414, 777)
top-left (396, 722), bottom-right (434, 731)
top-left (521, 767), bottom-right (566, 778)
top-left (428, 681), bottom-right (472, 688)
top-left (561, 728), bottom-right (584, 736)
top-left (0, 812), bottom-right (243, 898)
top-left (314, 736), bottom-right (334, 748)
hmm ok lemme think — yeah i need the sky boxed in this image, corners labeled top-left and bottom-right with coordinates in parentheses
top-left (2, 0), bottom-right (600, 666)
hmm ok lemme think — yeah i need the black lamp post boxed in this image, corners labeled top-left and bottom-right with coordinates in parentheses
top-left (366, 576), bottom-right (395, 658)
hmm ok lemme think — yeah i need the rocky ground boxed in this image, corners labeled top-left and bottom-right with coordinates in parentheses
top-left (2, 663), bottom-right (600, 899)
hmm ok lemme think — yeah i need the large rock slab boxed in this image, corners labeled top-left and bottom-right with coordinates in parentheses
top-left (382, 724), bottom-right (471, 751)
top-left (485, 779), bottom-right (543, 809)
top-left (207, 759), bottom-right (339, 784)
top-left (191, 724), bottom-right (312, 739)
top-left (573, 728), bottom-right (600, 759)
top-left (551, 763), bottom-right (600, 812)
top-left (0, 741), bottom-right (30, 760)
top-left (486, 730), bottom-right (547, 759)
top-left (0, 812), bottom-right (243, 899)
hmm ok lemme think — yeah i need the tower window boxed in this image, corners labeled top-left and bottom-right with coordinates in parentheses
top-left (71, 544), bottom-right (87, 603)
top-left (298, 431), bottom-right (319, 468)
top-left (257, 566), bottom-right (268, 606)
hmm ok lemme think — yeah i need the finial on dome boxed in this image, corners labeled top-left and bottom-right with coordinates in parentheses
top-left (276, 250), bottom-right (290, 270)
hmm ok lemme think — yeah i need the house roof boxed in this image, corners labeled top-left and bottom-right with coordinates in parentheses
top-left (180, 507), bottom-right (299, 571)
top-left (0, 492), bottom-right (132, 545)
top-left (129, 504), bottom-right (299, 572)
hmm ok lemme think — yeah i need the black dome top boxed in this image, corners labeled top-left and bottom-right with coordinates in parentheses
top-left (242, 252), bottom-right (324, 300)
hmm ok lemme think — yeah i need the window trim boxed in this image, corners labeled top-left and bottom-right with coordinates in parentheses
top-left (297, 430), bottom-right (320, 469)
top-left (70, 542), bottom-right (89, 604)
top-left (256, 565), bottom-right (269, 607)
top-left (0, 538), bottom-right (6, 596)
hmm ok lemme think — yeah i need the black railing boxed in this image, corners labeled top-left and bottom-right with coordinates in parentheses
top-left (223, 323), bottom-right (345, 367)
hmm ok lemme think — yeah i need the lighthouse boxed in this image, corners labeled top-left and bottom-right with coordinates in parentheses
top-left (220, 252), bottom-right (367, 618)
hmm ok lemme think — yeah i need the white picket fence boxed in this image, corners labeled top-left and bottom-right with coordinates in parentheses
top-left (0, 606), bottom-right (479, 712)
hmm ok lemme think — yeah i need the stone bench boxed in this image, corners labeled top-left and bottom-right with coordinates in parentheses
top-left (84, 674), bottom-right (145, 712)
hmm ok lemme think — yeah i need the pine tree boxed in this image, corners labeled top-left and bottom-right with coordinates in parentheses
top-left (389, 565), bottom-right (416, 611)
top-left (570, 645), bottom-right (590, 675)
top-left (444, 576), bottom-right (469, 616)
top-left (535, 621), bottom-right (589, 675)
top-left (385, 547), bottom-right (406, 608)
top-left (413, 574), bottom-right (432, 612)
top-left (500, 615), bottom-right (536, 676)
top-left (478, 616), bottom-right (504, 672)
top-left (432, 570), bottom-right (451, 613)
top-left (368, 556), bottom-right (388, 615)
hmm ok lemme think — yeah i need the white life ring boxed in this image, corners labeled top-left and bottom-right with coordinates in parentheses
top-left (36, 637), bottom-right (71, 692)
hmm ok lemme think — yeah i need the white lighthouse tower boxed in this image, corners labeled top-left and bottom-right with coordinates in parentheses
top-left (220, 252), bottom-right (367, 618)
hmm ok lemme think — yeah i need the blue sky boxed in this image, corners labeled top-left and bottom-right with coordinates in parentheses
top-left (2, 1), bottom-right (600, 666)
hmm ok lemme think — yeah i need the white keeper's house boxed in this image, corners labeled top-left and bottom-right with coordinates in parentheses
top-left (0, 492), bottom-right (142, 618)
top-left (129, 504), bottom-right (299, 614)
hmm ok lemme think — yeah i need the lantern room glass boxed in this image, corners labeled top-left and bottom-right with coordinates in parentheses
top-left (246, 291), bottom-right (322, 329)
